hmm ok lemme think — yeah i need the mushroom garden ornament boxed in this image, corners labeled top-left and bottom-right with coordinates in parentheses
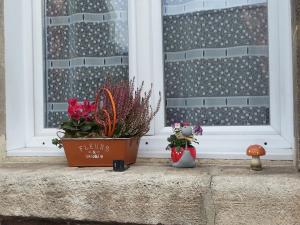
top-left (246, 145), bottom-right (266, 171)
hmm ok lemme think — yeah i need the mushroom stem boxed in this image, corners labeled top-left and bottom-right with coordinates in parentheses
top-left (250, 156), bottom-right (262, 171)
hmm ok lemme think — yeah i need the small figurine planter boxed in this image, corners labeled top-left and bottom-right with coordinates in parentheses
top-left (52, 79), bottom-right (161, 167)
top-left (171, 146), bottom-right (196, 168)
top-left (62, 137), bottom-right (140, 167)
top-left (167, 122), bottom-right (202, 168)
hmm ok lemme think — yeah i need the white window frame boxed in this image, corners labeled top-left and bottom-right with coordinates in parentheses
top-left (5, 0), bottom-right (295, 160)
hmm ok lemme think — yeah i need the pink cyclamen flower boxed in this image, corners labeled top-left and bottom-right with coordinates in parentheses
top-left (81, 100), bottom-right (96, 120)
top-left (82, 100), bottom-right (91, 116)
top-left (67, 98), bottom-right (97, 121)
top-left (67, 98), bottom-right (82, 120)
top-left (68, 98), bottom-right (78, 106)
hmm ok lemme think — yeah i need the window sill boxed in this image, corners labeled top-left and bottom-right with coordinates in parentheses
top-left (6, 143), bottom-right (294, 161)
top-left (0, 161), bottom-right (298, 225)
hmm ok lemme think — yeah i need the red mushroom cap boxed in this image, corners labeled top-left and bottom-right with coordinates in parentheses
top-left (246, 145), bottom-right (266, 156)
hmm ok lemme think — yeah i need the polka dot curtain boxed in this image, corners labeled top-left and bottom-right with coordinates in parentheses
top-left (163, 0), bottom-right (270, 126)
top-left (45, 0), bottom-right (129, 128)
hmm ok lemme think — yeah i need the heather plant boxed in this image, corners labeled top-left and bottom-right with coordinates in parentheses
top-left (95, 78), bottom-right (161, 138)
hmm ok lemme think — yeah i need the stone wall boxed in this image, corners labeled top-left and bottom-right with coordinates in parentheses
top-left (293, 0), bottom-right (300, 170)
top-left (0, 163), bottom-right (298, 225)
top-left (0, 0), bottom-right (5, 161)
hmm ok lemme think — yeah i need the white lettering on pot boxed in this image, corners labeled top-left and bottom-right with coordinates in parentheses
top-left (77, 143), bottom-right (110, 159)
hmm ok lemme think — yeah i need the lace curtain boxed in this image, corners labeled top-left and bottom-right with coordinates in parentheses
top-left (163, 0), bottom-right (270, 126)
top-left (44, 0), bottom-right (129, 128)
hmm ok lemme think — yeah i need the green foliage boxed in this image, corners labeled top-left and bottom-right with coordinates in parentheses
top-left (52, 138), bottom-right (63, 149)
top-left (52, 118), bottom-right (100, 148)
top-left (166, 134), bottom-right (192, 152)
top-left (61, 118), bottom-right (100, 138)
top-left (112, 123), bottom-right (131, 138)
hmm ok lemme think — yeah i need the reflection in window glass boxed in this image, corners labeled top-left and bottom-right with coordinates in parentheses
top-left (44, 0), bottom-right (129, 128)
top-left (163, 0), bottom-right (269, 126)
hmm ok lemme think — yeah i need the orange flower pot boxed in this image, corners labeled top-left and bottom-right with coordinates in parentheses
top-left (62, 137), bottom-right (140, 167)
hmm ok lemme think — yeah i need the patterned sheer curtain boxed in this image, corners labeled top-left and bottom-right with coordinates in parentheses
top-left (163, 0), bottom-right (269, 126)
top-left (44, 0), bottom-right (129, 128)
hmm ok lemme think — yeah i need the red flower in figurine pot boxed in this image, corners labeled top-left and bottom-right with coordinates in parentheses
top-left (167, 123), bottom-right (202, 168)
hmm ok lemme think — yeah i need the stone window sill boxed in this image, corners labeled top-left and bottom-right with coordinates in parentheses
top-left (0, 160), bottom-right (298, 225)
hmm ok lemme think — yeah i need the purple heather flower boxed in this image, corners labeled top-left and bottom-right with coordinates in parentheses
top-left (193, 124), bottom-right (203, 135)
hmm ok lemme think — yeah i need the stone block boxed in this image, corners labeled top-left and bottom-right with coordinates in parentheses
top-left (212, 175), bottom-right (300, 225)
top-left (0, 163), bottom-right (299, 225)
top-left (0, 109), bottom-right (5, 135)
top-left (0, 164), bottom-right (212, 225)
top-left (0, 135), bottom-right (5, 161)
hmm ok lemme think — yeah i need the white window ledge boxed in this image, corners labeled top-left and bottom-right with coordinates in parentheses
top-left (6, 146), bottom-right (293, 161)
top-left (6, 134), bottom-right (294, 160)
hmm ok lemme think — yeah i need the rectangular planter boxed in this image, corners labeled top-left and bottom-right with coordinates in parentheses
top-left (62, 137), bottom-right (140, 167)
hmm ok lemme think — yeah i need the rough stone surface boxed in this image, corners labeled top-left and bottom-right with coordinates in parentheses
top-left (294, 0), bottom-right (300, 170)
top-left (0, 163), bottom-right (212, 225)
top-left (0, 162), bottom-right (298, 225)
top-left (212, 175), bottom-right (300, 225)
top-left (0, 135), bottom-right (5, 161)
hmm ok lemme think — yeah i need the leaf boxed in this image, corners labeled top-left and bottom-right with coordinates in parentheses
top-left (61, 120), bottom-right (73, 126)
top-left (75, 131), bottom-right (89, 137)
top-left (72, 120), bottom-right (80, 126)
top-left (52, 138), bottom-right (63, 149)
top-left (113, 123), bottom-right (122, 137)
top-left (81, 124), bottom-right (92, 132)
top-left (84, 121), bottom-right (98, 127)
top-left (62, 124), bottom-right (78, 131)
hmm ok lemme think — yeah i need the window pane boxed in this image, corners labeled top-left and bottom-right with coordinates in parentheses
top-left (44, 0), bottom-right (129, 128)
top-left (163, 0), bottom-right (269, 126)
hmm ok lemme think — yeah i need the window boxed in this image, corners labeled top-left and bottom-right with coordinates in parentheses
top-left (44, 0), bottom-right (130, 128)
top-left (5, 0), bottom-right (294, 160)
top-left (163, 0), bottom-right (270, 126)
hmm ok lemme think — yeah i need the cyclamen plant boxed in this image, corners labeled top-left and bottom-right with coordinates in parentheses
top-left (166, 122), bottom-right (203, 152)
top-left (52, 99), bottom-right (100, 148)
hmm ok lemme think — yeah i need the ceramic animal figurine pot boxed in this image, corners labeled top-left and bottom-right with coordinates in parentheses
top-left (167, 122), bottom-right (202, 168)
top-left (181, 126), bottom-right (193, 136)
top-left (171, 146), bottom-right (196, 168)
